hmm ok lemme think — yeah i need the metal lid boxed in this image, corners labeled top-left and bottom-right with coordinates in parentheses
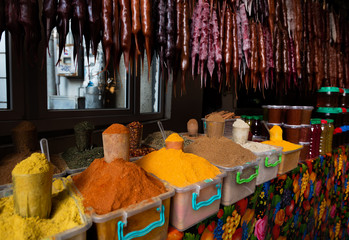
top-left (283, 124), bottom-right (303, 128)
top-left (266, 105), bottom-right (285, 109)
top-left (302, 106), bottom-right (314, 110)
top-left (300, 124), bottom-right (311, 128)
top-left (299, 142), bottom-right (310, 145)
top-left (286, 106), bottom-right (304, 110)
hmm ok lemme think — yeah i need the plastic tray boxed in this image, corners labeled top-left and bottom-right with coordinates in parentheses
top-left (216, 162), bottom-right (258, 206)
top-left (202, 118), bottom-right (236, 137)
top-left (170, 172), bottom-right (226, 231)
top-left (0, 181), bottom-right (92, 240)
top-left (278, 147), bottom-right (303, 174)
top-left (66, 167), bottom-right (87, 175)
top-left (89, 180), bottom-right (175, 240)
top-left (253, 147), bottom-right (283, 185)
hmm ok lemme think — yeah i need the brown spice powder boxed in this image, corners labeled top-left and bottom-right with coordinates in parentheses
top-left (184, 136), bottom-right (257, 168)
top-left (72, 158), bottom-right (166, 215)
top-left (206, 113), bottom-right (225, 122)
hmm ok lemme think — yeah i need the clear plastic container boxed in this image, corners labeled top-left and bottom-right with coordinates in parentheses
top-left (283, 124), bottom-right (302, 144)
top-left (206, 121), bottom-right (225, 138)
top-left (170, 172), bottom-right (226, 231)
top-left (286, 106), bottom-right (303, 125)
top-left (253, 147), bottom-right (283, 185)
top-left (277, 147), bottom-right (303, 174)
top-left (317, 87), bottom-right (340, 107)
top-left (0, 183), bottom-right (93, 240)
top-left (299, 142), bottom-right (310, 161)
top-left (301, 106), bottom-right (314, 124)
top-left (232, 126), bottom-right (250, 145)
top-left (216, 162), bottom-right (258, 206)
top-left (267, 105), bottom-right (284, 123)
top-left (319, 120), bottom-right (328, 155)
top-left (309, 119), bottom-right (321, 158)
top-left (202, 118), bottom-right (235, 137)
top-left (299, 124), bottom-right (311, 142)
top-left (325, 119), bottom-right (334, 153)
top-left (91, 181), bottom-right (175, 239)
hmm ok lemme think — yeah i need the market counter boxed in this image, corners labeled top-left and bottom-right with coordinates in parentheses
top-left (169, 146), bottom-right (349, 240)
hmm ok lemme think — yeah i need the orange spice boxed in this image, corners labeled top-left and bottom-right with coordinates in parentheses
top-left (103, 124), bottom-right (129, 134)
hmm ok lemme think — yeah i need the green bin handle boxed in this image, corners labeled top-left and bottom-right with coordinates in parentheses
top-left (265, 154), bottom-right (282, 168)
top-left (236, 166), bottom-right (259, 184)
top-left (117, 205), bottom-right (165, 240)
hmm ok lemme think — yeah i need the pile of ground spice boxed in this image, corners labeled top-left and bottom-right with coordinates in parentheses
top-left (72, 158), bottom-right (166, 215)
top-left (0, 153), bottom-right (65, 185)
top-left (184, 136), bottom-right (257, 168)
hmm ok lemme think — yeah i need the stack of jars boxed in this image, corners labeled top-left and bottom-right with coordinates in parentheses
top-left (309, 118), bottom-right (335, 159)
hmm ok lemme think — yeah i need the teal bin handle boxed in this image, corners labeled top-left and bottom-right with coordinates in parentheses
top-left (192, 184), bottom-right (221, 211)
top-left (264, 154), bottom-right (282, 168)
top-left (117, 205), bottom-right (165, 240)
top-left (236, 166), bottom-right (259, 184)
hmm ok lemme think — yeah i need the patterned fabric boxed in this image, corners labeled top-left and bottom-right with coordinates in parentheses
top-left (169, 146), bottom-right (349, 240)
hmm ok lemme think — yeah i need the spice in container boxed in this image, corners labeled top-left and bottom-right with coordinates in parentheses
top-left (283, 124), bottom-right (302, 144)
top-left (262, 126), bottom-right (302, 152)
top-left (325, 119), bottom-right (334, 153)
top-left (299, 142), bottom-right (310, 161)
top-left (267, 105), bottom-right (284, 123)
top-left (286, 106), bottom-right (303, 125)
top-left (241, 141), bottom-right (277, 152)
top-left (165, 133), bottom-right (184, 150)
top-left (102, 124), bottom-right (130, 162)
top-left (206, 113), bottom-right (225, 138)
top-left (232, 119), bottom-right (250, 144)
top-left (74, 121), bottom-right (94, 152)
top-left (127, 121), bottom-right (143, 150)
top-left (301, 106), bottom-right (314, 124)
top-left (299, 124), bottom-right (311, 142)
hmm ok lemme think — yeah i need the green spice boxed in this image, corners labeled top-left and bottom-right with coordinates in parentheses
top-left (62, 147), bottom-right (103, 169)
top-left (143, 131), bottom-right (193, 150)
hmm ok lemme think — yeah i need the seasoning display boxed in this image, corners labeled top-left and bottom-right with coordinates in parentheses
top-left (184, 136), bottom-right (256, 168)
top-left (127, 121), bottom-right (143, 149)
top-left (286, 106), bottom-right (303, 125)
top-left (136, 148), bottom-right (221, 187)
top-left (241, 142), bottom-right (277, 152)
top-left (299, 142), bottom-right (310, 161)
top-left (205, 111), bottom-right (235, 119)
top-left (129, 147), bottom-right (155, 158)
top-left (309, 119), bottom-right (321, 158)
top-left (102, 124), bottom-right (130, 163)
top-left (299, 124), bottom-right (311, 142)
top-left (262, 126), bottom-right (302, 152)
top-left (143, 131), bottom-right (193, 150)
top-left (283, 124), bottom-right (302, 144)
top-left (0, 153), bottom-right (65, 186)
top-left (325, 119), bottom-right (334, 153)
top-left (0, 178), bottom-right (87, 240)
top-left (62, 146), bottom-right (104, 170)
top-left (165, 133), bottom-right (184, 150)
top-left (12, 153), bottom-right (53, 218)
top-left (267, 105), bottom-right (284, 123)
top-left (301, 106), bottom-right (314, 124)
top-left (232, 119), bottom-right (250, 144)
top-left (73, 157), bottom-right (166, 215)
top-left (206, 113), bottom-right (225, 138)
top-left (74, 121), bottom-right (95, 152)
top-left (319, 120), bottom-right (328, 155)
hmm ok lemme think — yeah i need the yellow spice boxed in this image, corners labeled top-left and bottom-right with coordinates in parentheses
top-left (165, 133), bottom-right (184, 142)
top-left (262, 126), bottom-right (301, 152)
top-left (0, 178), bottom-right (85, 240)
top-left (269, 125), bottom-right (283, 141)
top-left (12, 153), bottom-right (51, 175)
top-left (136, 148), bottom-right (220, 187)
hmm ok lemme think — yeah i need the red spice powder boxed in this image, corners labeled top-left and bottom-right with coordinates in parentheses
top-left (72, 158), bottom-right (166, 215)
top-left (103, 124), bottom-right (129, 134)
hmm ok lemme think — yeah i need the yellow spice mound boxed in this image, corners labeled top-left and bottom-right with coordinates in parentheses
top-left (136, 148), bottom-right (221, 187)
top-left (165, 133), bottom-right (184, 142)
top-left (262, 126), bottom-right (301, 152)
top-left (12, 153), bottom-right (51, 175)
top-left (0, 179), bottom-right (85, 240)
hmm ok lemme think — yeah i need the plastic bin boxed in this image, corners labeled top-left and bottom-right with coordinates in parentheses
top-left (170, 172), bottom-right (226, 231)
top-left (91, 181), bottom-right (175, 240)
top-left (202, 118), bottom-right (235, 137)
top-left (217, 162), bottom-right (258, 206)
top-left (278, 147), bottom-right (303, 174)
top-left (66, 167), bottom-right (87, 175)
top-left (0, 183), bottom-right (92, 240)
top-left (254, 147), bottom-right (283, 185)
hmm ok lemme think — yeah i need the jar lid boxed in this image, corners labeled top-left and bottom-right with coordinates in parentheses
top-left (245, 116), bottom-right (252, 119)
top-left (299, 142), bottom-right (310, 145)
top-left (262, 105), bottom-right (268, 108)
top-left (321, 120), bottom-right (328, 124)
top-left (267, 122), bottom-right (283, 126)
top-left (283, 124), bottom-right (303, 128)
top-left (310, 119), bottom-right (321, 124)
top-left (286, 106), bottom-right (304, 110)
top-left (325, 119), bottom-right (334, 123)
top-left (266, 105), bottom-right (285, 109)
top-left (300, 124), bottom-right (311, 127)
top-left (345, 89), bottom-right (349, 94)
top-left (317, 87), bottom-right (340, 93)
top-left (251, 116), bottom-right (259, 120)
top-left (316, 107), bottom-right (343, 114)
top-left (240, 115), bottom-right (246, 119)
top-left (302, 106), bottom-right (314, 110)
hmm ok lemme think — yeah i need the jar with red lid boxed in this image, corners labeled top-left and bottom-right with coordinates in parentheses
top-left (283, 124), bottom-right (302, 144)
top-left (339, 88), bottom-right (346, 108)
top-left (286, 106), bottom-right (303, 125)
top-left (299, 142), bottom-right (310, 161)
top-left (317, 87), bottom-right (340, 107)
top-left (301, 106), bottom-right (314, 124)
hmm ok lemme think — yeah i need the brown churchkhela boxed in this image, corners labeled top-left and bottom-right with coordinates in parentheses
top-left (42, 0), bottom-right (57, 52)
top-left (119, 0), bottom-right (131, 73)
top-left (71, 0), bottom-right (86, 60)
top-left (87, 0), bottom-right (102, 58)
top-left (140, 0), bottom-right (152, 79)
top-left (101, 0), bottom-right (113, 71)
top-left (56, 0), bottom-right (72, 65)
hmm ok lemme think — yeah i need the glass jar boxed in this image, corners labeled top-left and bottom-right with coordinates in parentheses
top-left (299, 124), bottom-right (311, 142)
top-left (317, 87), bottom-right (340, 107)
top-left (283, 124), bottom-right (302, 144)
top-left (345, 89), bottom-right (349, 108)
top-left (301, 106), bottom-right (314, 124)
top-left (252, 116), bottom-right (262, 136)
top-left (339, 88), bottom-right (346, 108)
top-left (316, 107), bottom-right (343, 129)
top-left (286, 106), bottom-right (303, 125)
top-left (309, 119), bottom-right (321, 158)
top-left (267, 105), bottom-right (284, 123)
top-left (245, 116), bottom-right (253, 127)
top-left (319, 120), bottom-right (328, 156)
top-left (299, 142), bottom-right (310, 161)
top-left (325, 119), bottom-right (334, 154)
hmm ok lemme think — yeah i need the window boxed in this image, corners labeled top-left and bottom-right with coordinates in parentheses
top-left (0, 32), bottom-right (7, 109)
